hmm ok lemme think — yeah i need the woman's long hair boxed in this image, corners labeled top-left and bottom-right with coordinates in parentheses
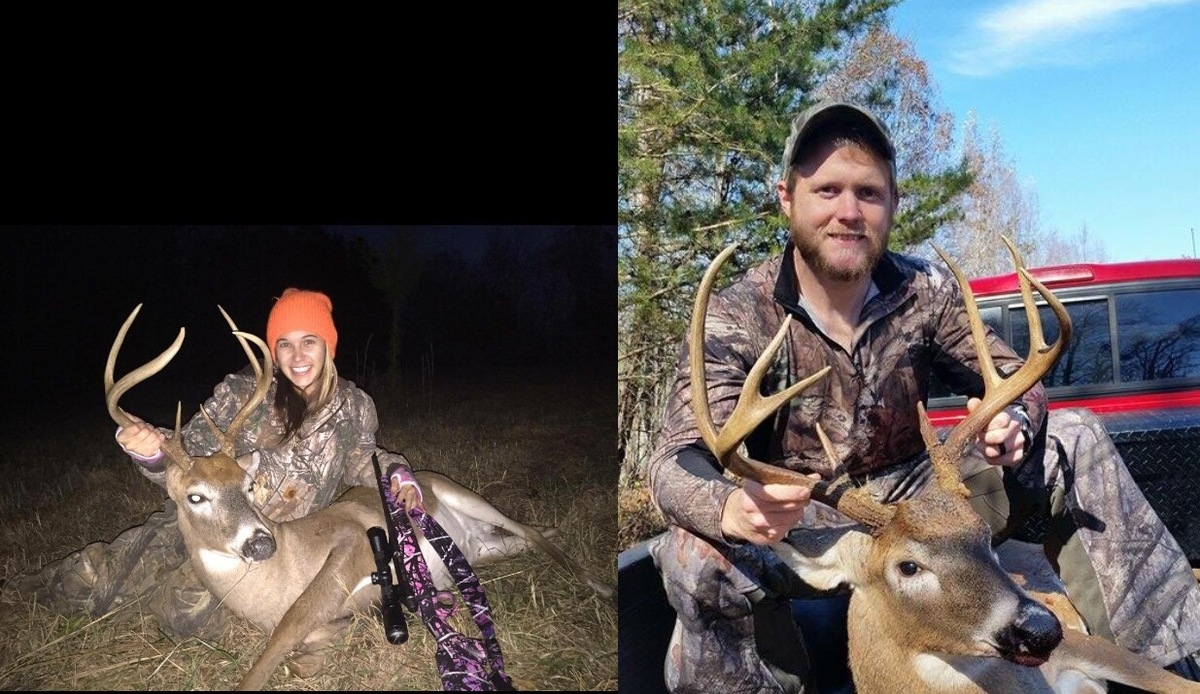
top-left (273, 349), bottom-right (338, 441)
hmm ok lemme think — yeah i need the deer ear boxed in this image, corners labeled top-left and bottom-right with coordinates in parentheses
top-left (775, 527), bottom-right (872, 590)
top-left (238, 450), bottom-right (261, 477)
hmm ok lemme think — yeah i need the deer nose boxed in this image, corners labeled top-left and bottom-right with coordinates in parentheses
top-left (243, 530), bottom-right (277, 562)
top-left (995, 598), bottom-right (1063, 666)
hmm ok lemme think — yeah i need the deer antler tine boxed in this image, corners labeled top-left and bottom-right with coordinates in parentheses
top-left (199, 406), bottom-right (235, 459)
top-left (1003, 237), bottom-right (1073, 359)
top-left (690, 243), bottom-right (737, 456)
top-left (160, 402), bottom-right (193, 470)
top-left (218, 305), bottom-right (262, 379)
top-left (1020, 268), bottom-right (1073, 355)
top-left (689, 244), bottom-right (896, 527)
top-left (930, 237), bottom-right (1072, 490)
top-left (223, 331), bottom-right (275, 446)
top-left (814, 423), bottom-right (840, 470)
top-left (104, 303), bottom-right (142, 395)
top-left (104, 305), bottom-right (186, 431)
top-left (716, 315), bottom-right (832, 457)
top-left (1002, 237), bottom-right (1045, 356)
top-left (933, 244), bottom-right (998, 391)
top-left (916, 401), bottom-right (940, 449)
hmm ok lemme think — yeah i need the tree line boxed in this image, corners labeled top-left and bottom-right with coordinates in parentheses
top-left (4, 225), bottom-right (614, 422)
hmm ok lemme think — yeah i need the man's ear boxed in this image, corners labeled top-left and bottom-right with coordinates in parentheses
top-left (238, 450), bottom-right (261, 478)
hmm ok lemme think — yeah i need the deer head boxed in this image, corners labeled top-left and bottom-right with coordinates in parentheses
top-left (104, 304), bottom-right (279, 563)
top-left (689, 239), bottom-right (1073, 674)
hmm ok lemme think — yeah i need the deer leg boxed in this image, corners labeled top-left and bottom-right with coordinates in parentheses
top-left (462, 525), bottom-right (541, 563)
top-left (288, 615), bottom-right (353, 679)
top-left (421, 471), bottom-right (615, 599)
top-left (234, 535), bottom-right (368, 691)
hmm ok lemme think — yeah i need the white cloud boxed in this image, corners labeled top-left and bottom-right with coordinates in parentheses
top-left (949, 0), bottom-right (1194, 76)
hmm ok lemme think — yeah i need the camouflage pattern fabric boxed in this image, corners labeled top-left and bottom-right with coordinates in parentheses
top-left (651, 526), bottom-right (819, 694)
top-left (1032, 408), bottom-right (1200, 665)
top-left (4, 367), bottom-right (410, 639)
top-left (647, 246), bottom-right (1200, 691)
top-left (146, 366), bottom-right (402, 522)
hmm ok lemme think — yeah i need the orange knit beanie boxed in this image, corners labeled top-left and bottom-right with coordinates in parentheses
top-left (266, 288), bottom-right (339, 359)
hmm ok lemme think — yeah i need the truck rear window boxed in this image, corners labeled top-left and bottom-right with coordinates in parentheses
top-left (1116, 289), bottom-right (1200, 381)
top-left (930, 286), bottom-right (1200, 401)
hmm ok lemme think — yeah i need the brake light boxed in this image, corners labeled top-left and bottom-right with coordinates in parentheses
top-left (1030, 266), bottom-right (1095, 285)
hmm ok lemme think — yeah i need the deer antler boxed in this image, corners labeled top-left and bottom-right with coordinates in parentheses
top-left (198, 304), bottom-right (274, 459)
top-left (105, 305), bottom-right (276, 467)
top-left (218, 304), bottom-right (262, 379)
top-left (690, 244), bottom-right (895, 529)
top-left (918, 236), bottom-right (1073, 498)
top-left (105, 304), bottom-right (192, 467)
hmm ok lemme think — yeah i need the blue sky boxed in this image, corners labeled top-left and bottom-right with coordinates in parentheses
top-left (888, 0), bottom-right (1200, 262)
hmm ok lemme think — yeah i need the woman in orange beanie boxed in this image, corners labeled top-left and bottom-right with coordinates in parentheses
top-left (11, 287), bottom-right (422, 647)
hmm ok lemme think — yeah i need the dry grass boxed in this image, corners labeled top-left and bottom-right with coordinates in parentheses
top-left (0, 368), bottom-right (616, 690)
top-left (617, 482), bottom-right (667, 552)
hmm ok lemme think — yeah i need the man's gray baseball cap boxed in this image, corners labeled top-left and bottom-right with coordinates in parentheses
top-left (779, 100), bottom-right (895, 180)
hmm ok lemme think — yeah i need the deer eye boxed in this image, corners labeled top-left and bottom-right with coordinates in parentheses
top-left (898, 561), bottom-right (921, 576)
top-left (186, 493), bottom-right (207, 504)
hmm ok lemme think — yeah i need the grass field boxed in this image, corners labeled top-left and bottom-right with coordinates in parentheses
top-left (0, 368), bottom-right (617, 690)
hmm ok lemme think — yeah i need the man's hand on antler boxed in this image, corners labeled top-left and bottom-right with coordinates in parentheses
top-left (721, 474), bottom-right (822, 545)
top-left (967, 397), bottom-right (1025, 467)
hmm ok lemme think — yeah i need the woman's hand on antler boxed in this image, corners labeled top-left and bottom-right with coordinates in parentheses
top-left (721, 475), bottom-right (822, 545)
top-left (967, 397), bottom-right (1025, 467)
top-left (115, 412), bottom-right (165, 459)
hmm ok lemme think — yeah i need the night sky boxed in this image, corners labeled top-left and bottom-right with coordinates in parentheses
top-left (1, 225), bottom-right (615, 438)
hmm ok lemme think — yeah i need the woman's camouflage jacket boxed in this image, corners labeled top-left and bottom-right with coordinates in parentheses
top-left (134, 368), bottom-right (408, 522)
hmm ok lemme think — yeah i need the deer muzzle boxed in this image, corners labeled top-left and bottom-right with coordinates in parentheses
top-left (994, 597), bottom-right (1063, 667)
top-left (242, 529), bottom-right (277, 562)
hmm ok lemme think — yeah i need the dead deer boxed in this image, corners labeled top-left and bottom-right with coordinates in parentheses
top-left (689, 240), bottom-right (1200, 694)
top-left (104, 305), bottom-right (615, 691)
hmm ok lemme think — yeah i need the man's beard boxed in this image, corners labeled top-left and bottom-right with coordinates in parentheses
top-left (791, 224), bottom-right (887, 283)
